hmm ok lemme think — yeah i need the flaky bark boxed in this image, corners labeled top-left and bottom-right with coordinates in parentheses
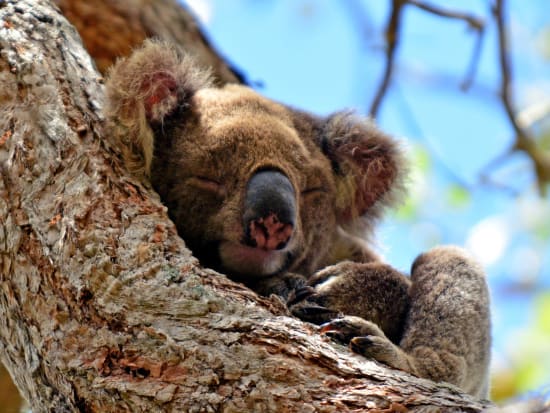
top-left (54, 0), bottom-right (243, 83)
top-left (0, 1), bottom-right (493, 411)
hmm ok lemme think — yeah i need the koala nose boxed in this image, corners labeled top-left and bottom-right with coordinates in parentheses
top-left (243, 170), bottom-right (296, 250)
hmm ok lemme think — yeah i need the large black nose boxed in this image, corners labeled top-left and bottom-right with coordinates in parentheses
top-left (243, 170), bottom-right (296, 250)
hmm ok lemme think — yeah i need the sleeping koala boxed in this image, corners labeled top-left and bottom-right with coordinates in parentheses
top-left (105, 40), bottom-right (491, 399)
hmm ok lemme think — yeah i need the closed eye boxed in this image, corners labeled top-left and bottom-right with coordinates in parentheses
top-left (187, 176), bottom-right (226, 196)
top-left (301, 187), bottom-right (327, 196)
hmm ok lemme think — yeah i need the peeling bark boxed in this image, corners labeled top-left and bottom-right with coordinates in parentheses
top-left (54, 0), bottom-right (243, 83)
top-left (0, 1), bottom-right (494, 412)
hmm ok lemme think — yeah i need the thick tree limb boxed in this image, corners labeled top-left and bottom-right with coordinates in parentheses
top-left (54, 0), bottom-right (244, 84)
top-left (0, 0), bottom-right (494, 411)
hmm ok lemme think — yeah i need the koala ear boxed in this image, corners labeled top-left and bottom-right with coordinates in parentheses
top-left (321, 112), bottom-right (407, 226)
top-left (105, 39), bottom-right (211, 178)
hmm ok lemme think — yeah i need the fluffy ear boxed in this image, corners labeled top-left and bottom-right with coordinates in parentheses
top-left (321, 112), bottom-right (407, 227)
top-left (104, 39), bottom-right (212, 179)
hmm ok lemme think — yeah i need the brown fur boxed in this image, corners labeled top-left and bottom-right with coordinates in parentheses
top-left (104, 40), bottom-right (491, 399)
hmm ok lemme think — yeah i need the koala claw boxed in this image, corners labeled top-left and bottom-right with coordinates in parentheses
top-left (320, 329), bottom-right (348, 344)
top-left (321, 316), bottom-right (410, 372)
top-left (290, 303), bottom-right (341, 325)
top-left (288, 286), bottom-right (343, 324)
top-left (351, 336), bottom-right (389, 356)
top-left (350, 335), bottom-right (407, 372)
top-left (350, 336), bottom-right (373, 351)
top-left (320, 316), bottom-right (386, 342)
top-left (320, 316), bottom-right (404, 366)
top-left (287, 286), bottom-right (317, 306)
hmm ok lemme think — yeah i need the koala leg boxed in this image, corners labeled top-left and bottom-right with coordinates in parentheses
top-left (324, 247), bottom-right (490, 398)
top-left (290, 247), bottom-right (491, 399)
top-left (319, 316), bottom-right (417, 374)
top-left (396, 246), bottom-right (491, 398)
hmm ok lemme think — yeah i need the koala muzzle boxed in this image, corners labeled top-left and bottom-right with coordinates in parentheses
top-left (243, 170), bottom-right (296, 251)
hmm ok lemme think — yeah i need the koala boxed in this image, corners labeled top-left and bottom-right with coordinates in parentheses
top-left (105, 40), bottom-right (491, 399)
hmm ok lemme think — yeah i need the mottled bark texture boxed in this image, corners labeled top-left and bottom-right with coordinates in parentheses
top-left (0, 0), bottom-right (493, 412)
top-left (54, 0), bottom-right (243, 83)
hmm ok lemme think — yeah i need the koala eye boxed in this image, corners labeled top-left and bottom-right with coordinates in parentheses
top-left (187, 176), bottom-right (226, 197)
top-left (301, 187), bottom-right (327, 197)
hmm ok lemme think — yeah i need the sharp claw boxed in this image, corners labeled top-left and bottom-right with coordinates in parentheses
top-left (350, 336), bottom-right (373, 353)
top-left (323, 331), bottom-right (348, 343)
top-left (287, 286), bottom-right (316, 306)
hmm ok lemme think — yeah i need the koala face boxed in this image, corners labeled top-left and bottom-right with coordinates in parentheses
top-left (151, 84), bottom-right (338, 279)
top-left (105, 40), bottom-right (405, 282)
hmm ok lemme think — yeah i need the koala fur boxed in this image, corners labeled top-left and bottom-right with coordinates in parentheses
top-left (105, 40), bottom-right (491, 399)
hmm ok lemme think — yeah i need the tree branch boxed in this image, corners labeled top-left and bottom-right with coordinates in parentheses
top-left (0, 0), bottom-right (494, 411)
top-left (369, 0), bottom-right (486, 117)
top-left (493, 0), bottom-right (550, 194)
top-left (404, 1), bottom-right (485, 91)
top-left (406, 0), bottom-right (483, 29)
top-left (367, 0), bottom-right (548, 194)
top-left (369, 0), bottom-right (405, 119)
top-left (54, 0), bottom-right (244, 84)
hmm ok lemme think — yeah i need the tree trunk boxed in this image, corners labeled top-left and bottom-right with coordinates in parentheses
top-left (54, 0), bottom-right (243, 83)
top-left (0, 1), bottom-right (493, 411)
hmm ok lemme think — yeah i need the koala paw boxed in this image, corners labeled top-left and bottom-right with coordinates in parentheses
top-left (320, 316), bottom-right (408, 371)
top-left (320, 316), bottom-right (385, 343)
top-left (287, 286), bottom-right (342, 325)
top-left (251, 273), bottom-right (307, 300)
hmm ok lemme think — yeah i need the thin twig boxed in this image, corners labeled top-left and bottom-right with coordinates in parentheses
top-left (460, 27), bottom-right (485, 91)
top-left (406, 0), bottom-right (485, 91)
top-left (407, 0), bottom-right (483, 29)
top-left (369, 0), bottom-right (405, 118)
top-left (494, 0), bottom-right (550, 194)
top-left (494, 0), bottom-right (526, 142)
top-left (477, 145), bottom-right (516, 178)
top-left (369, 0), bottom-right (486, 117)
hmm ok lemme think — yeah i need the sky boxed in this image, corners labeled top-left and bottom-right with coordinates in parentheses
top-left (182, 0), bottom-right (550, 397)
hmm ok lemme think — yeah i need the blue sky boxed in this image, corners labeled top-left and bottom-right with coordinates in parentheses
top-left (183, 0), bottom-right (550, 392)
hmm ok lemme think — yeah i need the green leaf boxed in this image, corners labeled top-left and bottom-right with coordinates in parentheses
top-left (411, 145), bottom-right (431, 174)
top-left (535, 292), bottom-right (550, 334)
top-left (394, 198), bottom-right (418, 221)
top-left (446, 184), bottom-right (470, 208)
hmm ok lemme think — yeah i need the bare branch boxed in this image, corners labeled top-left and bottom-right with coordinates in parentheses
top-left (54, 0), bottom-right (244, 84)
top-left (369, 0), bottom-right (405, 118)
top-left (406, 0), bottom-right (483, 30)
top-left (0, 0), bottom-right (496, 410)
top-left (369, 0), bottom-right (549, 194)
top-left (369, 1), bottom-right (486, 117)
top-left (494, 0), bottom-right (550, 194)
top-left (405, 1), bottom-right (486, 91)
top-left (494, 0), bottom-right (528, 142)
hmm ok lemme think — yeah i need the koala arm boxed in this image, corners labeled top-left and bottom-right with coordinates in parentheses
top-left (290, 260), bottom-right (411, 343)
top-left (243, 227), bottom-right (383, 302)
top-left (291, 246), bottom-right (491, 399)
top-left (397, 247), bottom-right (491, 397)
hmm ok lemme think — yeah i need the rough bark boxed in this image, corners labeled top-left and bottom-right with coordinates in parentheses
top-left (0, 1), bottom-right (494, 412)
top-left (54, 0), bottom-right (243, 83)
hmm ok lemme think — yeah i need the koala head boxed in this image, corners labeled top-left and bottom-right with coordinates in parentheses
top-left (105, 40), bottom-right (405, 282)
